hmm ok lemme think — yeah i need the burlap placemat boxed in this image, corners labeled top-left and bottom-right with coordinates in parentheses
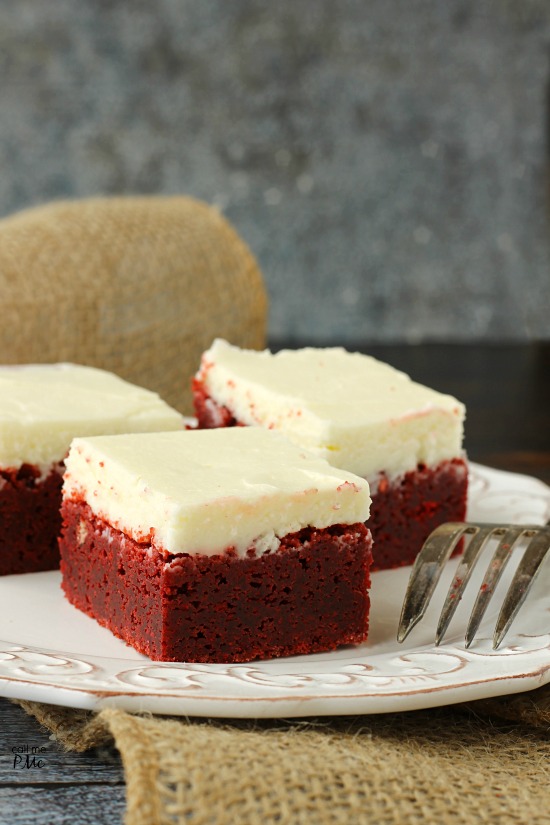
top-left (13, 685), bottom-right (550, 825)
top-left (0, 196), bottom-right (267, 412)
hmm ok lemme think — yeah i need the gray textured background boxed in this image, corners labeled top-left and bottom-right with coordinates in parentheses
top-left (1, 0), bottom-right (549, 342)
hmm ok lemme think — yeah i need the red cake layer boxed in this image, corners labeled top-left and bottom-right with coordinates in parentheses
top-left (192, 377), bottom-right (242, 428)
top-left (59, 500), bottom-right (373, 663)
top-left (368, 458), bottom-right (467, 570)
top-left (0, 463), bottom-right (64, 575)
top-left (192, 381), bottom-right (468, 570)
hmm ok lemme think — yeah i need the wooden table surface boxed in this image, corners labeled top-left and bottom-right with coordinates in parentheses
top-left (1, 342), bottom-right (549, 824)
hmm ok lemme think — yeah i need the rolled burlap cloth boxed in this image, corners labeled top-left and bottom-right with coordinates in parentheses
top-left (0, 196), bottom-right (267, 412)
top-left (13, 684), bottom-right (550, 825)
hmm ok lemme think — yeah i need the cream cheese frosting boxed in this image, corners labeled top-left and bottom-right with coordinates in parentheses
top-left (197, 339), bottom-right (465, 480)
top-left (0, 363), bottom-right (184, 470)
top-left (63, 428), bottom-right (371, 557)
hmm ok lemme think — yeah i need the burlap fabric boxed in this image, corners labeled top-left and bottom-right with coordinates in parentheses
top-left (14, 685), bottom-right (550, 825)
top-left (0, 196), bottom-right (267, 412)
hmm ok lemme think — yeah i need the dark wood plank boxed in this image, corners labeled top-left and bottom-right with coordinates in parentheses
top-left (0, 785), bottom-right (125, 824)
top-left (0, 699), bottom-right (124, 784)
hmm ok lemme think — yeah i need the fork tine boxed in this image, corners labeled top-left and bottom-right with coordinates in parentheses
top-left (435, 526), bottom-right (495, 645)
top-left (397, 523), bottom-right (469, 643)
top-left (464, 526), bottom-right (526, 648)
top-left (492, 527), bottom-right (550, 649)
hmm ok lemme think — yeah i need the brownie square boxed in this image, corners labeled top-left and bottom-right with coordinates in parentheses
top-left (0, 363), bottom-right (182, 575)
top-left (193, 340), bottom-right (468, 570)
top-left (0, 463), bottom-right (64, 575)
top-left (59, 428), bottom-right (373, 663)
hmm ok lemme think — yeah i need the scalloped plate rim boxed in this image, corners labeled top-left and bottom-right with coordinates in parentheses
top-left (0, 462), bottom-right (548, 717)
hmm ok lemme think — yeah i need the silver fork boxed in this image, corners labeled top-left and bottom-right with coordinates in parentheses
top-left (397, 521), bottom-right (550, 650)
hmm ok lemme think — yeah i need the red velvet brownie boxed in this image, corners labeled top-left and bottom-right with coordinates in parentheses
top-left (193, 340), bottom-right (468, 570)
top-left (59, 428), bottom-right (373, 663)
top-left (0, 363), bottom-right (183, 575)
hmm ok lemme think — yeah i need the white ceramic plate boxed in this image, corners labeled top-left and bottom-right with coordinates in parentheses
top-left (0, 463), bottom-right (549, 718)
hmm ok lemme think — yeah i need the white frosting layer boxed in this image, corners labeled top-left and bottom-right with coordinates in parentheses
top-left (0, 363), bottom-right (184, 469)
top-left (63, 428), bottom-right (371, 557)
top-left (197, 340), bottom-right (465, 479)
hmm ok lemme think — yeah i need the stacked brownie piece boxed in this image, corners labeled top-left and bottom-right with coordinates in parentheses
top-left (193, 339), bottom-right (468, 570)
top-left (0, 363), bottom-right (182, 575)
top-left (59, 428), bottom-right (373, 663)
